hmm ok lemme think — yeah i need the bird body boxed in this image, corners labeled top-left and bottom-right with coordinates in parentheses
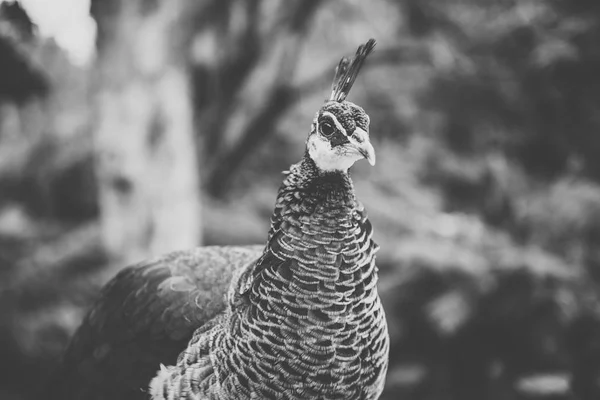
top-left (49, 246), bottom-right (263, 400)
top-left (150, 153), bottom-right (388, 399)
top-left (51, 39), bottom-right (388, 400)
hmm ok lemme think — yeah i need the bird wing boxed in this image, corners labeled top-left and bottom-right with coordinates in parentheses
top-left (49, 245), bottom-right (263, 400)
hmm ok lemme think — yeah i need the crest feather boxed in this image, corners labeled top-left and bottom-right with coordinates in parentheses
top-left (330, 39), bottom-right (376, 102)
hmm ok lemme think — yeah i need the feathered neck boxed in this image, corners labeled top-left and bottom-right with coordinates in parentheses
top-left (264, 153), bottom-right (358, 242)
top-left (282, 152), bottom-right (356, 203)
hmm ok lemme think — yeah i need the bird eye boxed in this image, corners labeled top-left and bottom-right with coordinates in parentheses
top-left (320, 121), bottom-right (335, 137)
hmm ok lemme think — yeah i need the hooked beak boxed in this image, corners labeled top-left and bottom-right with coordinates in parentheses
top-left (348, 127), bottom-right (376, 166)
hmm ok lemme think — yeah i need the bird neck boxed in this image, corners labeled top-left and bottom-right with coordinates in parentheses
top-left (255, 151), bottom-right (376, 294)
top-left (279, 152), bottom-right (357, 214)
top-left (299, 152), bottom-right (356, 199)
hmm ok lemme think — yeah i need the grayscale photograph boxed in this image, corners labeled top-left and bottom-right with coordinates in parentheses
top-left (0, 1), bottom-right (598, 399)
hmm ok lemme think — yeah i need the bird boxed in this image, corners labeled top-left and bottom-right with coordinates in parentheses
top-left (49, 38), bottom-right (388, 400)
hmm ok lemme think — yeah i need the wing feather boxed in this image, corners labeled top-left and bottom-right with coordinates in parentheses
top-left (49, 245), bottom-right (263, 400)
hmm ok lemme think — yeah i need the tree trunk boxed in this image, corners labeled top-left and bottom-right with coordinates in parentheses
top-left (91, 0), bottom-right (201, 266)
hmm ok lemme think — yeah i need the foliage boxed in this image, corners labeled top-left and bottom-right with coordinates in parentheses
top-left (0, 1), bottom-right (48, 102)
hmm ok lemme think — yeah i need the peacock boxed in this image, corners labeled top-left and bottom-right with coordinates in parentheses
top-left (50, 39), bottom-right (389, 400)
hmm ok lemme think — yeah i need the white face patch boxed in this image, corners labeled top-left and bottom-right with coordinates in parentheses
top-left (307, 135), bottom-right (362, 172)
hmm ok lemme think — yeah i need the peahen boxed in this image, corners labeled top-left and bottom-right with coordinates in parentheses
top-left (51, 39), bottom-right (389, 400)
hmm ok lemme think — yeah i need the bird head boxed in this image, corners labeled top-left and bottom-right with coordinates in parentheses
top-left (306, 39), bottom-right (376, 172)
top-left (307, 101), bottom-right (374, 171)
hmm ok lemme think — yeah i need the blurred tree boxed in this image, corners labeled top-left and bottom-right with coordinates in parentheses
top-left (389, 0), bottom-right (600, 398)
top-left (394, 0), bottom-right (600, 270)
top-left (90, 0), bottom-right (202, 266)
top-left (194, 0), bottom-right (325, 196)
top-left (0, 1), bottom-right (48, 103)
top-left (413, 0), bottom-right (600, 183)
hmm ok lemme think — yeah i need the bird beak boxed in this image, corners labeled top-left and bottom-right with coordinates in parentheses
top-left (349, 127), bottom-right (376, 166)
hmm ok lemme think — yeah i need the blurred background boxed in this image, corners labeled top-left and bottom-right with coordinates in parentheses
top-left (1, 0), bottom-right (600, 399)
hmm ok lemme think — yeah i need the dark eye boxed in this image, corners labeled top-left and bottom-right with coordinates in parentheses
top-left (320, 121), bottom-right (335, 136)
